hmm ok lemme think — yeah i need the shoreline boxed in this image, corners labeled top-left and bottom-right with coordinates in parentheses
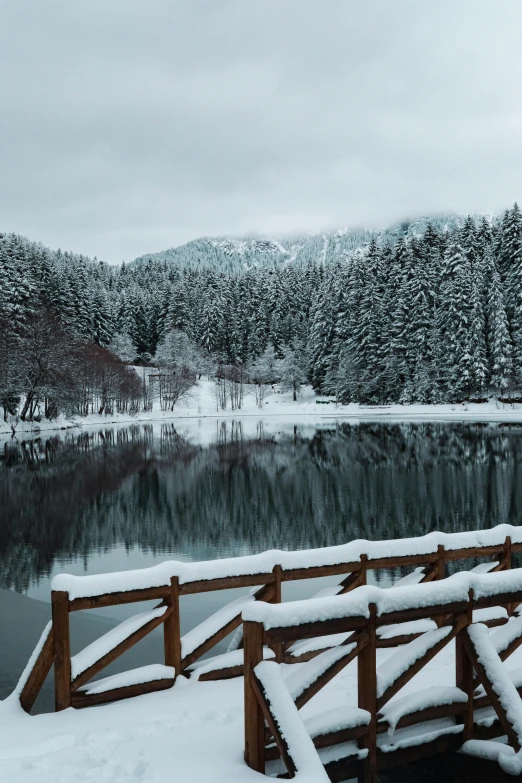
top-left (3, 381), bottom-right (522, 437)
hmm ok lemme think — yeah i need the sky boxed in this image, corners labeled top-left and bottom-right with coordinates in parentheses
top-left (1, 1), bottom-right (522, 263)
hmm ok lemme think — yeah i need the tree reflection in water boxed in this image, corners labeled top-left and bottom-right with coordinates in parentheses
top-left (2, 420), bottom-right (522, 593)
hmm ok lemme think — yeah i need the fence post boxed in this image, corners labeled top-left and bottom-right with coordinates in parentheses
top-left (51, 590), bottom-right (71, 711)
top-left (358, 603), bottom-right (377, 783)
top-left (164, 576), bottom-right (182, 677)
top-left (437, 544), bottom-right (445, 580)
top-left (360, 554), bottom-right (368, 587)
top-left (271, 565), bottom-right (283, 663)
top-left (244, 620), bottom-right (265, 773)
top-left (455, 589), bottom-right (474, 742)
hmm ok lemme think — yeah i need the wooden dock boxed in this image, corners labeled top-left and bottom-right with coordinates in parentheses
top-left (14, 525), bottom-right (522, 780)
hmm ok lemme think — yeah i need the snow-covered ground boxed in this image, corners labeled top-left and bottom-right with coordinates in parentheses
top-left (0, 636), bottom-right (495, 783)
top-left (4, 380), bottom-right (522, 437)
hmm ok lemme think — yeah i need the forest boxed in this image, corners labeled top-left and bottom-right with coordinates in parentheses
top-left (1, 205), bottom-right (522, 419)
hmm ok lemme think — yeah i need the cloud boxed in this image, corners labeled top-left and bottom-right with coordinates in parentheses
top-left (1, 0), bottom-right (522, 261)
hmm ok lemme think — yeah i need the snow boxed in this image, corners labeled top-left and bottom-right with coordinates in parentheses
top-left (243, 567), bottom-right (522, 630)
top-left (187, 647), bottom-right (274, 680)
top-left (471, 562), bottom-right (499, 575)
top-left (377, 619), bottom-right (437, 640)
top-left (284, 644), bottom-right (357, 701)
top-left (390, 567), bottom-right (428, 588)
top-left (378, 718), bottom-right (463, 753)
top-left (70, 607), bottom-right (167, 680)
top-left (1, 621), bottom-right (53, 714)
top-left (254, 661), bottom-right (330, 782)
top-left (378, 686), bottom-right (467, 736)
top-left (287, 632), bottom-right (352, 657)
top-left (181, 594), bottom-right (255, 659)
top-left (491, 616), bottom-right (522, 655)
top-left (473, 606), bottom-right (508, 623)
top-left (10, 379), bottom-right (522, 439)
top-left (3, 622), bottom-right (522, 782)
top-left (376, 627), bottom-right (452, 698)
top-left (467, 623), bottom-right (522, 745)
top-left (80, 665), bottom-right (174, 695)
top-left (303, 706), bottom-right (370, 738)
top-left (461, 739), bottom-right (522, 776)
top-left (51, 523), bottom-right (522, 598)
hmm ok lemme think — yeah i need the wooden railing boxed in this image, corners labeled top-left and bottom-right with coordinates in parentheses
top-left (16, 525), bottom-right (522, 714)
top-left (242, 568), bottom-right (522, 782)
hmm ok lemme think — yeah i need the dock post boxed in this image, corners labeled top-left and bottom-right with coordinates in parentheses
top-left (358, 603), bottom-right (377, 783)
top-left (244, 620), bottom-right (265, 773)
top-left (164, 576), bottom-right (182, 677)
top-left (51, 590), bottom-right (71, 711)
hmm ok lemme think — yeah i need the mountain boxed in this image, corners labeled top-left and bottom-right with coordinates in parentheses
top-left (131, 213), bottom-right (473, 272)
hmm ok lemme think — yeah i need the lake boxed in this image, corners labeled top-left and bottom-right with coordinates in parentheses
top-left (2, 417), bottom-right (522, 708)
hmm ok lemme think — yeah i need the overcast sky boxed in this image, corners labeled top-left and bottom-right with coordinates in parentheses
top-left (1, 1), bottom-right (522, 263)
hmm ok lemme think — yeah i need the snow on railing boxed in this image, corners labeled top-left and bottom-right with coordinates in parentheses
top-left (253, 661), bottom-right (331, 781)
top-left (242, 568), bottom-right (522, 630)
top-left (51, 523), bottom-right (522, 599)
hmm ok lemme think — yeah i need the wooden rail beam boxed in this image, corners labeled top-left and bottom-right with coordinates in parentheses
top-left (71, 609), bottom-right (170, 692)
top-left (19, 625), bottom-right (54, 713)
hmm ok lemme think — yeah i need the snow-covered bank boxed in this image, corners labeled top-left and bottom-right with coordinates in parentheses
top-left (4, 381), bottom-right (522, 437)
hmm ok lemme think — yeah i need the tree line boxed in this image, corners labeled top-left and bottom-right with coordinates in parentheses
top-left (1, 205), bottom-right (522, 416)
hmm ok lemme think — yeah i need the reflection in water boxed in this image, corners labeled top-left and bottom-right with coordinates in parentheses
top-left (2, 420), bottom-right (522, 593)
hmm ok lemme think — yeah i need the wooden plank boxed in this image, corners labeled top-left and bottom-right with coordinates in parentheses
top-left (197, 665), bottom-right (244, 681)
top-left (265, 615), bottom-right (367, 645)
top-left (164, 577), bottom-right (181, 676)
top-left (69, 585), bottom-right (169, 611)
top-left (358, 604), bottom-right (377, 783)
top-left (71, 677), bottom-right (173, 708)
top-left (295, 634), bottom-right (367, 711)
top-left (179, 573), bottom-right (275, 594)
top-left (455, 592), bottom-right (473, 742)
top-left (182, 583), bottom-right (275, 671)
top-left (500, 633), bottom-right (522, 663)
top-left (280, 562), bottom-right (361, 582)
top-left (377, 614), bottom-right (468, 712)
top-left (265, 723), bottom-right (369, 761)
top-left (252, 674), bottom-right (296, 778)
top-left (473, 591), bottom-right (522, 610)
top-left (377, 601), bottom-right (468, 626)
top-left (376, 632), bottom-right (424, 649)
top-left (436, 544), bottom-right (445, 580)
top-left (365, 553), bottom-right (438, 570)
top-left (271, 565), bottom-right (283, 663)
top-left (377, 701), bottom-right (467, 734)
top-left (52, 590), bottom-right (71, 711)
top-left (443, 544), bottom-right (507, 562)
top-left (243, 620), bottom-right (265, 774)
top-left (463, 630), bottom-right (520, 751)
top-left (71, 609), bottom-right (170, 692)
top-left (19, 626), bottom-right (54, 713)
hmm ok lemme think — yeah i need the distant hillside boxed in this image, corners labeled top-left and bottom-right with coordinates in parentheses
top-left (131, 213), bottom-right (473, 272)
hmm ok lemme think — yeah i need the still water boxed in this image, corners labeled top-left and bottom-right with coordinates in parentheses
top-left (2, 417), bottom-right (522, 710)
top-left (2, 416), bottom-right (522, 599)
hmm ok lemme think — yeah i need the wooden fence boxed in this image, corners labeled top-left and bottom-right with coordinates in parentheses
top-left (242, 568), bottom-right (522, 782)
top-left (16, 525), bottom-right (522, 715)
